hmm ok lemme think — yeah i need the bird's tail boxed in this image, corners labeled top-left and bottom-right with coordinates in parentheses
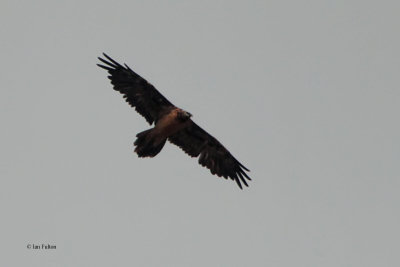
top-left (134, 129), bottom-right (166, 158)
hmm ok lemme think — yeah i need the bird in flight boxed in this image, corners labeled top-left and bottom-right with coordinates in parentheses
top-left (97, 53), bottom-right (251, 189)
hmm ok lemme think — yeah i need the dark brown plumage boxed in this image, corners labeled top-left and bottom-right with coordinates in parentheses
top-left (97, 53), bottom-right (251, 189)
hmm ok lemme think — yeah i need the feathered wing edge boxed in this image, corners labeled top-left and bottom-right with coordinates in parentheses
top-left (97, 53), bottom-right (174, 125)
top-left (169, 122), bottom-right (251, 189)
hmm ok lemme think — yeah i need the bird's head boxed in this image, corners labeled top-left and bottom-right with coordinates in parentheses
top-left (177, 109), bottom-right (192, 121)
top-left (184, 110), bottom-right (192, 118)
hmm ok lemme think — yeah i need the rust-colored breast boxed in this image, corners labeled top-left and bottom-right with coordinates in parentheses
top-left (154, 109), bottom-right (189, 138)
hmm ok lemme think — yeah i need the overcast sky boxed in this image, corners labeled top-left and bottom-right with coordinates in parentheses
top-left (1, 0), bottom-right (399, 266)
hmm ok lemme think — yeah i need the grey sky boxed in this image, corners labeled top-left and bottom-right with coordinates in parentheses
top-left (1, 0), bottom-right (399, 266)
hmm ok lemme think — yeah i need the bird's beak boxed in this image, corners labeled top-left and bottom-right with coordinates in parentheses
top-left (186, 112), bottom-right (192, 118)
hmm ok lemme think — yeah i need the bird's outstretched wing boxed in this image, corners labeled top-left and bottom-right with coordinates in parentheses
top-left (97, 53), bottom-right (174, 125)
top-left (168, 121), bottom-right (251, 189)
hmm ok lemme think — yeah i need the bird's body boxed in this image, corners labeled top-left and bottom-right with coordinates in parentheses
top-left (97, 53), bottom-right (251, 189)
top-left (134, 108), bottom-right (192, 157)
top-left (153, 108), bottom-right (192, 140)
